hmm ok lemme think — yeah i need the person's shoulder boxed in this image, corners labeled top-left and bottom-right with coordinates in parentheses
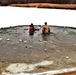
top-left (48, 25), bottom-right (50, 27)
top-left (47, 25), bottom-right (50, 28)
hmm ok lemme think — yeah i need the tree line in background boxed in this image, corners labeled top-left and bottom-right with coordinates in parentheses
top-left (0, 0), bottom-right (76, 5)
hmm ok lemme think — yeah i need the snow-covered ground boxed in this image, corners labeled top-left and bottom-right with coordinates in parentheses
top-left (2, 61), bottom-right (76, 75)
top-left (0, 6), bottom-right (76, 28)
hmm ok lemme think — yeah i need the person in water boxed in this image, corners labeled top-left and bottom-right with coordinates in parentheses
top-left (42, 22), bottom-right (50, 34)
top-left (29, 23), bottom-right (35, 35)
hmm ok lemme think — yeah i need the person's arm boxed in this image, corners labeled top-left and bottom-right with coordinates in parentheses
top-left (48, 25), bottom-right (50, 32)
top-left (42, 26), bottom-right (44, 31)
top-left (42, 25), bottom-right (45, 33)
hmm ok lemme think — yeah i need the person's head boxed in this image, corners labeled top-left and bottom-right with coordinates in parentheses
top-left (31, 23), bottom-right (33, 25)
top-left (30, 23), bottom-right (34, 27)
top-left (44, 22), bottom-right (47, 25)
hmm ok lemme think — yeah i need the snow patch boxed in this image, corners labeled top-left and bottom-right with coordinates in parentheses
top-left (5, 60), bottom-right (53, 73)
top-left (2, 67), bottom-right (76, 75)
top-left (0, 7), bottom-right (76, 28)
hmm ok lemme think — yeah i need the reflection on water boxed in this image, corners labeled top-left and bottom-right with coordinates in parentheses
top-left (42, 33), bottom-right (50, 41)
top-left (29, 31), bottom-right (35, 39)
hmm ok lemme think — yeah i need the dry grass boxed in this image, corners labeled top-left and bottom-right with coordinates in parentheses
top-left (9, 3), bottom-right (76, 9)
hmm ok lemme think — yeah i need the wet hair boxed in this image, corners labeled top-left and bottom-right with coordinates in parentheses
top-left (45, 22), bottom-right (47, 25)
top-left (30, 23), bottom-right (34, 27)
top-left (31, 23), bottom-right (33, 25)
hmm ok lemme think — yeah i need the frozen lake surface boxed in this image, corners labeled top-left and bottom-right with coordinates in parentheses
top-left (0, 6), bottom-right (76, 28)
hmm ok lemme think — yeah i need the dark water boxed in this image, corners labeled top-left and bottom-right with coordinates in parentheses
top-left (1, 26), bottom-right (76, 73)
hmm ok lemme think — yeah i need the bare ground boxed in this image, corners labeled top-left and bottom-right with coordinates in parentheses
top-left (9, 3), bottom-right (76, 9)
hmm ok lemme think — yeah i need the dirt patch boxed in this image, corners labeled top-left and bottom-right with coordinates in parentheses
top-left (9, 3), bottom-right (76, 9)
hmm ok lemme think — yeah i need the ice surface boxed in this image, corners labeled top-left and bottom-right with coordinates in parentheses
top-left (0, 6), bottom-right (76, 28)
